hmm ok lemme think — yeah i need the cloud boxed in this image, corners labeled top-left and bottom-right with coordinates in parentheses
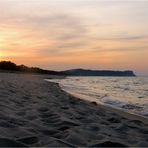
top-left (0, 6), bottom-right (91, 56)
top-left (96, 35), bottom-right (148, 41)
top-left (0, 0), bottom-right (148, 74)
top-left (92, 46), bottom-right (148, 54)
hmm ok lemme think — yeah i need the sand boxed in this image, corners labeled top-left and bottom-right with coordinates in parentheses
top-left (0, 73), bottom-right (148, 147)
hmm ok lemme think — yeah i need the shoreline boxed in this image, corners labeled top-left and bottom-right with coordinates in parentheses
top-left (0, 73), bottom-right (148, 147)
top-left (47, 78), bottom-right (148, 125)
top-left (61, 89), bottom-right (148, 125)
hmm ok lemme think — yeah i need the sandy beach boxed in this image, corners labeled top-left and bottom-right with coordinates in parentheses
top-left (0, 73), bottom-right (148, 147)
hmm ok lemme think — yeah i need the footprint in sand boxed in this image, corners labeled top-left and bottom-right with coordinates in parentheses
top-left (0, 121), bottom-right (16, 128)
top-left (38, 107), bottom-right (49, 113)
top-left (17, 136), bottom-right (39, 145)
top-left (0, 138), bottom-right (28, 147)
top-left (89, 141), bottom-right (127, 147)
top-left (107, 117), bottom-right (121, 123)
top-left (16, 111), bottom-right (26, 116)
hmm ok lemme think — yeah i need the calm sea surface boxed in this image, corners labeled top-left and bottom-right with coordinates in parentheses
top-left (47, 77), bottom-right (148, 117)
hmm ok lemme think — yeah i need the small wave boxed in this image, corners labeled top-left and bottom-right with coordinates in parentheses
top-left (47, 76), bottom-right (148, 117)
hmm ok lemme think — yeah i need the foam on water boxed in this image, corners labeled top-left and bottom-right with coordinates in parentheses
top-left (47, 77), bottom-right (148, 117)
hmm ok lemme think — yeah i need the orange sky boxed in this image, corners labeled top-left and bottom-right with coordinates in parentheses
top-left (0, 0), bottom-right (148, 75)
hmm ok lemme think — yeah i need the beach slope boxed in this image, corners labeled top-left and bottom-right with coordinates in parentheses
top-left (0, 73), bottom-right (147, 147)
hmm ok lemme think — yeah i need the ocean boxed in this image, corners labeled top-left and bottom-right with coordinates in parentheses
top-left (47, 76), bottom-right (148, 117)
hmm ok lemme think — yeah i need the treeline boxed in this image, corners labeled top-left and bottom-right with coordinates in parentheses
top-left (0, 61), bottom-right (64, 75)
top-left (0, 61), bottom-right (136, 77)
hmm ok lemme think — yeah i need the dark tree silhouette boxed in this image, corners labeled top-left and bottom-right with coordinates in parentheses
top-left (0, 61), bottom-right (64, 75)
top-left (0, 61), bottom-right (18, 71)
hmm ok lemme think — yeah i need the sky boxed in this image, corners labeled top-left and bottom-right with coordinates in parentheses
top-left (0, 0), bottom-right (148, 75)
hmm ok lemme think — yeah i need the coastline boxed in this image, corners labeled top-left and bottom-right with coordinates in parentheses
top-left (62, 90), bottom-right (148, 125)
top-left (47, 77), bottom-right (148, 124)
top-left (0, 73), bottom-right (148, 147)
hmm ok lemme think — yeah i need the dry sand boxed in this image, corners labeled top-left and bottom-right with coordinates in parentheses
top-left (0, 73), bottom-right (148, 147)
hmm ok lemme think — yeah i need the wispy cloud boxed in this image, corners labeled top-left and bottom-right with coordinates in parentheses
top-left (0, 0), bottom-right (148, 74)
top-left (96, 35), bottom-right (148, 41)
top-left (92, 46), bottom-right (148, 53)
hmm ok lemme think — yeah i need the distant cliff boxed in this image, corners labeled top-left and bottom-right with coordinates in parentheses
top-left (63, 69), bottom-right (136, 77)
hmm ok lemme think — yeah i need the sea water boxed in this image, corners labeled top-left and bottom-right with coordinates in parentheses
top-left (47, 77), bottom-right (148, 117)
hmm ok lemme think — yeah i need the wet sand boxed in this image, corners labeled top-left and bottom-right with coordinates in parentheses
top-left (0, 73), bottom-right (148, 147)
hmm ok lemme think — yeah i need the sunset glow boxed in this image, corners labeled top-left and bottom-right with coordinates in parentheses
top-left (0, 0), bottom-right (148, 75)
